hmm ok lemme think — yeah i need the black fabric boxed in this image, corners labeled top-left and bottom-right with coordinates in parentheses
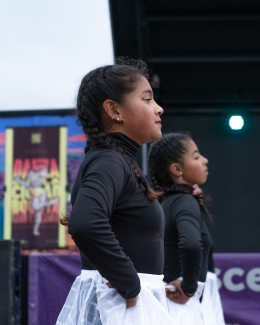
top-left (68, 133), bottom-right (165, 299)
top-left (162, 192), bottom-right (212, 294)
top-left (111, 132), bottom-right (139, 159)
top-left (207, 245), bottom-right (215, 273)
top-left (165, 183), bottom-right (194, 196)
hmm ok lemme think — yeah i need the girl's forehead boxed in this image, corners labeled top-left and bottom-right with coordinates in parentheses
top-left (133, 76), bottom-right (151, 93)
top-left (184, 139), bottom-right (198, 152)
top-left (125, 77), bottom-right (152, 100)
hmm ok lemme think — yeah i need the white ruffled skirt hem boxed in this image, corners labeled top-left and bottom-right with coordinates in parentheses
top-left (56, 270), bottom-right (177, 325)
top-left (165, 280), bottom-right (205, 325)
top-left (201, 271), bottom-right (225, 325)
top-left (165, 271), bottom-right (225, 325)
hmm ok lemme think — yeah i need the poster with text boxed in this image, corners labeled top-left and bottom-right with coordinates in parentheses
top-left (4, 126), bottom-right (67, 249)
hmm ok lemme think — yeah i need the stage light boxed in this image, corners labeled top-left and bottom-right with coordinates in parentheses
top-left (229, 115), bottom-right (244, 130)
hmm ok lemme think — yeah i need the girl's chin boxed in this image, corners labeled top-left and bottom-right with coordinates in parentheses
top-left (193, 180), bottom-right (206, 186)
top-left (146, 134), bottom-right (162, 143)
top-left (198, 180), bottom-right (207, 185)
top-left (154, 131), bottom-right (163, 140)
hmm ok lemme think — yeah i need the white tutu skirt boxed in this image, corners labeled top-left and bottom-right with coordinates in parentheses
top-left (200, 271), bottom-right (225, 325)
top-left (165, 281), bottom-right (205, 325)
top-left (56, 270), bottom-right (177, 325)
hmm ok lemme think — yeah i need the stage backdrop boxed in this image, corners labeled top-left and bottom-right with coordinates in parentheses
top-left (0, 113), bottom-right (86, 248)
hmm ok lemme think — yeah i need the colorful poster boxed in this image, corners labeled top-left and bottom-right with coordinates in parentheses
top-left (4, 126), bottom-right (67, 249)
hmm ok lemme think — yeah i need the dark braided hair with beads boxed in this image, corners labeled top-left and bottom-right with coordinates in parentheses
top-left (61, 57), bottom-right (161, 225)
top-left (148, 132), bottom-right (212, 221)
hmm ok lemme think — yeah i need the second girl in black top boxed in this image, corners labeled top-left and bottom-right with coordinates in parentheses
top-left (149, 132), bottom-right (213, 325)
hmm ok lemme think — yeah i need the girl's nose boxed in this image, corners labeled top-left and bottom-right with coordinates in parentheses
top-left (156, 102), bottom-right (163, 116)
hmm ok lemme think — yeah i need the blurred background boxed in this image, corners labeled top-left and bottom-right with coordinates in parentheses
top-left (0, 0), bottom-right (260, 324)
top-left (110, 0), bottom-right (260, 253)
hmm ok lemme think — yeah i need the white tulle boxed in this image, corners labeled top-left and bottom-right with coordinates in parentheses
top-left (56, 270), bottom-right (177, 325)
top-left (201, 271), bottom-right (225, 325)
top-left (165, 281), bottom-right (205, 325)
top-left (165, 272), bottom-right (225, 325)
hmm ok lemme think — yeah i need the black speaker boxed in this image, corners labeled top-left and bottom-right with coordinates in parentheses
top-left (0, 240), bottom-right (21, 325)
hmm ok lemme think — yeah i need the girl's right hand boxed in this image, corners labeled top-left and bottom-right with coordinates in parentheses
top-left (165, 279), bottom-right (192, 305)
top-left (107, 282), bottom-right (138, 308)
top-left (126, 295), bottom-right (138, 308)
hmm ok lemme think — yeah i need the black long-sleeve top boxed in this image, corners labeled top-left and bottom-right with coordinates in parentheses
top-left (68, 133), bottom-right (165, 299)
top-left (162, 192), bottom-right (212, 294)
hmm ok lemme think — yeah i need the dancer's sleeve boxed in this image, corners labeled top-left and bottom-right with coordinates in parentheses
top-left (68, 153), bottom-right (140, 299)
top-left (175, 195), bottom-right (203, 294)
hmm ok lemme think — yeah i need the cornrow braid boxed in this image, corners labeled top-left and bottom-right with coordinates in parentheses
top-left (60, 57), bottom-right (160, 226)
top-left (148, 133), bottom-right (212, 221)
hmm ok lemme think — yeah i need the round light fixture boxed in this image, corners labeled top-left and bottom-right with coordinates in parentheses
top-left (229, 115), bottom-right (244, 130)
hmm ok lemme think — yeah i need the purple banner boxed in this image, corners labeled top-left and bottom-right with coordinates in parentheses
top-left (28, 253), bottom-right (260, 325)
top-left (28, 253), bottom-right (81, 325)
top-left (214, 253), bottom-right (260, 325)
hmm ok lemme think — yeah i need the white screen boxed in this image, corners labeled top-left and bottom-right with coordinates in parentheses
top-left (0, 0), bottom-right (114, 112)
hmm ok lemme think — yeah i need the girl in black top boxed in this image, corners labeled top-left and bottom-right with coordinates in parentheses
top-left (148, 133), bottom-right (212, 325)
top-left (56, 58), bottom-right (176, 325)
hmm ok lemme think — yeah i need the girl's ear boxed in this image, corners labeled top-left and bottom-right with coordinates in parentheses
top-left (169, 163), bottom-right (182, 178)
top-left (102, 99), bottom-right (121, 119)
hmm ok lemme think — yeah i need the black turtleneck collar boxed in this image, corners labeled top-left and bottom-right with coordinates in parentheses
top-left (165, 184), bottom-right (194, 196)
top-left (109, 132), bottom-right (140, 160)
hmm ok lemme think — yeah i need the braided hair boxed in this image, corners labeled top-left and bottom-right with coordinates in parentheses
top-left (61, 57), bottom-right (161, 226)
top-left (148, 133), bottom-right (212, 221)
